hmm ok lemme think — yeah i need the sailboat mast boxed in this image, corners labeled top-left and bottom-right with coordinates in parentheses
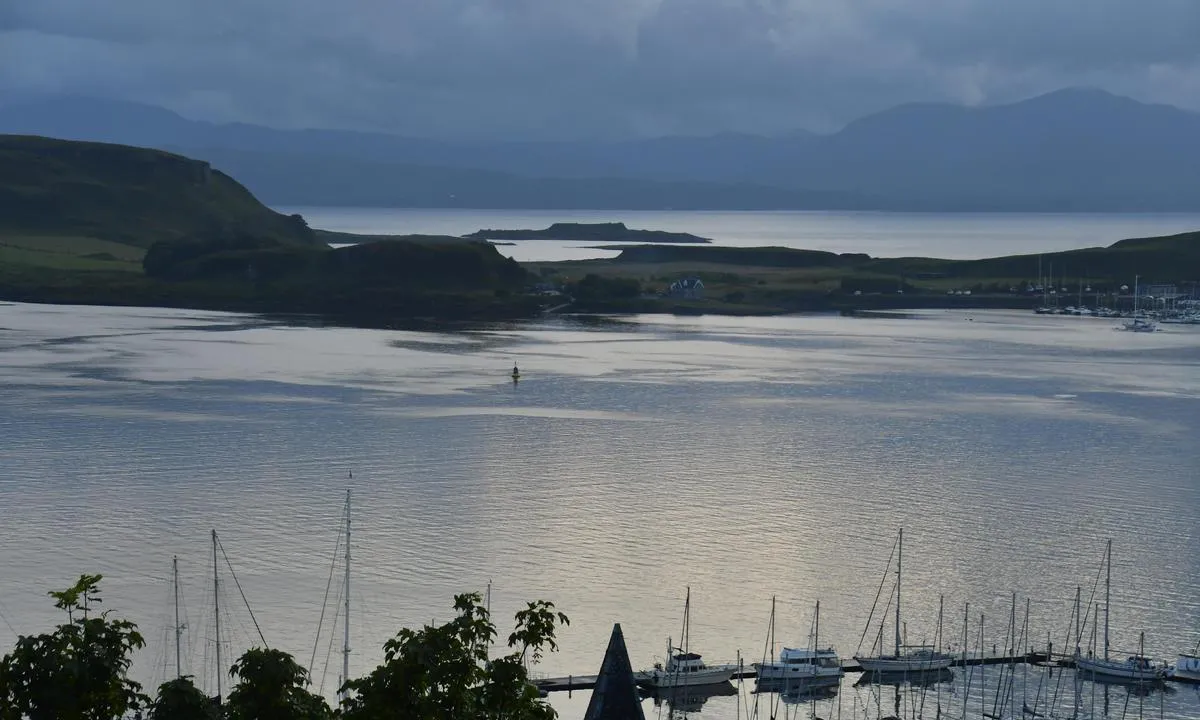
top-left (173, 556), bottom-right (183, 679)
top-left (961, 602), bottom-right (970, 720)
top-left (895, 529), bottom-right (903, 657)
top-left (342, 489), bottom-right (351, 696)
top-left (1104, 540), bottom-right (1111, 662)
top-left (938, 595), bottom-right (944, 655)
top-left (1010, 592), bottom-right (1016, 659)
top-left (1080, 588), bottom-right (1089, 657)
top-left (682, 586), bottom-right (691, 655)
top-left (769, 595), bottom-right (776, 662)
top-left (212, 530), bottom-right (222, 701)
top-left (815, 599), bottom-right (820, 650)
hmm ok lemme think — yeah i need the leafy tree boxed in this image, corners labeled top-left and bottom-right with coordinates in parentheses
top-left (149, 676), bottom-right (219, 720)
top-left (225, 648), bottom-right (332, 720)
top-left (0, 575), bottom-right (148, 720)
top-left (340, 592), bottom-right (568, 720)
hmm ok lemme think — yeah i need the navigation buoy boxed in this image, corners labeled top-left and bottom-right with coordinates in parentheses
top-left (511, 364), bottom-right (520, 382)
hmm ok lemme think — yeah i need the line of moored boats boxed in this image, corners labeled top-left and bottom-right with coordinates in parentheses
top-left (635, 531), bottom-right (1199, 694)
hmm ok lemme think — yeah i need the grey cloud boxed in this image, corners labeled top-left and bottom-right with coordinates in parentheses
top-left (2, 0), bottom-right (1199, 138)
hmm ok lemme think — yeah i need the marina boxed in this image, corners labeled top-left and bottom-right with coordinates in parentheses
top-left (532, 532), bottom-right (1196, 712)
top-left (535, 652), bottom-right (1059, 693)
top-left (1031, 272), bottom-right (1200, 328)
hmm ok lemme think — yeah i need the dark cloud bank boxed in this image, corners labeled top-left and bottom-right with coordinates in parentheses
top-left (3, 0), bottom-right (1199, 138)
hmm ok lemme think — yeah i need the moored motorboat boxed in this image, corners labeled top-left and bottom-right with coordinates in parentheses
top-left (754, 600), bottom-right (844, 681)
top-left (756, 646), bottom-right (844, 681)
top-left (641, 587), bottom-right (737, 689)
top-left (1169, 652), bottom-right (1200, 682)
top-left (642, 649), bottom-right (737, 689)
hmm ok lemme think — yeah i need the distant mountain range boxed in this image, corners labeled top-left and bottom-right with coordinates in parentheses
top-left (4, 89), bottom-right (1200, 211)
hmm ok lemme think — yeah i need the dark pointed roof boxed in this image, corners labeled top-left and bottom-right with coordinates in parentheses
top-left (584, 623), bottom-right (645, 720)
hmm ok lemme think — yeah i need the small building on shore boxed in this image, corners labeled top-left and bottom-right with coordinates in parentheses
top-left (669, 277), bottom-right (704, 299)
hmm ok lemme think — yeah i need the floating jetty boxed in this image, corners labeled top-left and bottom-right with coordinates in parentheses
top-left (536, 652), bottom-right (1055, 693)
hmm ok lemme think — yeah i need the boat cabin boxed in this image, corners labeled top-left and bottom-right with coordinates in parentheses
top-left (666, 652), bottom-right (708, 673)
top-left (779, 647), bottom-right (841, 669)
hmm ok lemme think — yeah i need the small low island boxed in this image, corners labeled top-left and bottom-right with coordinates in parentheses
top-left (463, 222), bottom-right (712, 244)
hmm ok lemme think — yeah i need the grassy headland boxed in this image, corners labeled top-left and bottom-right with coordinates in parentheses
top-left (0, 135), bottom-right (540, 324)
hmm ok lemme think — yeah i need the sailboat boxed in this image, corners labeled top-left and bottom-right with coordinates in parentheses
top-left (1120, 276), bottom-right (1158, 332)
top-left (853, 529), bottom-right (954, 674)
top-left (641, 587), bottom-right (737, 689)
top-left (754, 599), bottom-right (844, 682)
top-left (308, 488), bottom-right (354, 699)
top-left (1073, 540), bottom-right (1166, 682)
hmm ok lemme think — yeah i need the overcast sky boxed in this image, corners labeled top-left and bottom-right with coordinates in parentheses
top-left (2, 0), bottom-right (1199, 139)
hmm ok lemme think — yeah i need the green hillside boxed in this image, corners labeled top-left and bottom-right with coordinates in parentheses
top-left (605, 232), bottom-right (1200, 283)
top-left (0, 135), bottom-right (316, 260)
top-left (0, 136), bottom-right (539, 323)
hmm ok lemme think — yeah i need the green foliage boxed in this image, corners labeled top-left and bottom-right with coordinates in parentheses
top-left (326, 241), bottom-right (530, 291)
top-left (225, 648), bottom-right (332, 720)
top-left (3, 579), bottom-right (568, 720)
top-left (340, 592), bottom-right (568, 720)
top-left (509, 601), bottom-right (570, 667)
top-left (0, 575), bottom-right (148, 720)
top-left (572, 273), bottom-right (640, 301)
top-left (838, 275), bottom-right (916, 294)
top-left (150, 677), bottom-right (219, 720)
top-left (143, 233), bottom-right (320, 281)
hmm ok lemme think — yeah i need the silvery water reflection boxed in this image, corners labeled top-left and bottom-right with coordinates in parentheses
top-left (0, 302), bottom-right (1197, 719)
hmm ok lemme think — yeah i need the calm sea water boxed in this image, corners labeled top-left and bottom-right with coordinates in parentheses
top-left (281, 207), bottom-right (1200, 262)
top-left (1, 302), bottom-right (1198, 719)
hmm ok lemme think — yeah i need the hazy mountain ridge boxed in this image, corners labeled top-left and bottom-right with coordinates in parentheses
top-left (4, 89), bottom-right (1200, 210)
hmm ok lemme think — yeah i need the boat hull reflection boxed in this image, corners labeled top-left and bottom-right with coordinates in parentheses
top-left (755, 675), bottom-right (841, 704)
top-left (853, 668), bottom-right (955, 688)
top-left (640, 680), bottom-right (737, 713)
